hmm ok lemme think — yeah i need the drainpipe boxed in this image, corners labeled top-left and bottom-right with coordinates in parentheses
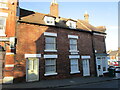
top-left (91, 32), bottom-right (97, 76)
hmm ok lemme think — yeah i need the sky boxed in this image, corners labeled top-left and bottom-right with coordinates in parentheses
top-left (19, 0), bottom-right (118, 51)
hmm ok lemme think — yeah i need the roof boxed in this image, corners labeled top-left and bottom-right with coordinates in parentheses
top-left (19, 8), bottom-right (106, 33)
top-left (108, 50), bottom-right (118, 56)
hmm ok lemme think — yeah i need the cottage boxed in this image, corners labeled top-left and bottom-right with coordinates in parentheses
top-left (0, 0), bottom-right (108, 83)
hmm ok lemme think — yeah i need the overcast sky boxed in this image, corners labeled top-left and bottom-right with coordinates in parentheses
top-left (19, 0), bottom-right (118, 51)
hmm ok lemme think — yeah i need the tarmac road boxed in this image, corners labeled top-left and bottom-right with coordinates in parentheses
top-left (60, 79), bottom-right (119, 88)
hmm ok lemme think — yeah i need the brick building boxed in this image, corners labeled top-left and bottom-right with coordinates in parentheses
top-left (0, 0), bottom-right (108, 83)
top-left (0, 0), bottom-right (18, 83)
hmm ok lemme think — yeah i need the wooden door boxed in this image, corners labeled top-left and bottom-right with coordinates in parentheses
top-left (82, 59), bottom-right (90, 76)
top-left (26, 58), bottom-right (39, 82)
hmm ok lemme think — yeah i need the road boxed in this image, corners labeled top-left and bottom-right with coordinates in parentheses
top-left (59, 80), bottom-right (119, 88)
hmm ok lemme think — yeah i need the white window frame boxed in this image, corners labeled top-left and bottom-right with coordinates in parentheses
top-left (69, 55), bottom-right (80, 59)
top-left (44, 55), bottom-right (58, 76)
top-left (25, 54), bottom-right (41, 58)
top-left (70, 59), bottom-right (80, 74)
top-left (0, 0), bottom-right (8, 9)
top-left (45, 36), bottom-right (57, 52)
top-left (44, 16), bottom-right (55, 25)
top-left (81, 56), bottom-right (91, 59)
top-left (44, 32), bottom-right (57, 52)
top-left (69, 55), bottom-right (80, 74)
top-left (68, 35), bottom-right (79, 53)
top-left (66, 20), bottom-right (76, 29)
top-left (0, 16), bottom-right (7, 36)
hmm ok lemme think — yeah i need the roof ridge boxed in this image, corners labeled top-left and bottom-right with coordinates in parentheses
top-left (77, 20), bottom-right (92, 31)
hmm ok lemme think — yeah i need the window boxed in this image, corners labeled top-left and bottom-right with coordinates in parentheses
top-left (45, 59), bottom-right (56, 74)
top-left (0, 17), bottom-right (6, 36)
top-left (70, 59), bottom-right (79, 73)
top-left (70, 39), bottom-right (77, 50)
top-left (44, 16), bottom-right (55, 25)
top-left (66, 20), bottom-right (76, 29)
top-left (45, 36), bottom-right (56, 50)
top-left (0, 0), bottom-right (8, 9)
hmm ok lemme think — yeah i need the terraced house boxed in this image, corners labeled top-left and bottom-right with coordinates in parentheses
top-left (0, 0), bottom-right (108, 83)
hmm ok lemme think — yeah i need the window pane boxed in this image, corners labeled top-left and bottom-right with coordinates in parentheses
top-left (0, 17), bottom-right (5, 25)
top-left (45, 59), bottom-right (56, 74)
top-left (70, 39), bottom-right (77, 44)
top-left (71, 59), bottom-right (78, 64)
top-left (45, 44), bottom-right (56, 50)
top-left (70, 39), bottom-right (77, 50)
top-left (70, 59), bottom-right (79, 72)
top-left (70, 45), bottom-right (77, 50)
top-left (45, 37), bottom-right (55, 44)
top-left (46, 59), bottom-right (55, 65)
top-left (45, 36), bottom-right (56, 50)
top-left (71, 65), bottom-right (78, 72)
top-left (0, 17), bottom-right (5, 31)
top-left (46, 66), bottom-right (55, 72)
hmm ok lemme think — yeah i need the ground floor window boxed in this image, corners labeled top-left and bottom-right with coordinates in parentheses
top-left (70, 59), bottom-right (80, 73)
top-left (45, 59), bottom-right (56, 74)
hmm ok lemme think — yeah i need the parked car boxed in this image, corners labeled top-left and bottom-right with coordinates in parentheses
top-left (115, 66), bottom-right (120, 73)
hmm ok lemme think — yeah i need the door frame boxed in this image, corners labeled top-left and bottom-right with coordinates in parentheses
top-left (25, 54), bottom-right (41, 82)
top-left (96, 56), bottom-right (103, 77)
top-left (96, 56), bottom-right (108, 77)
top-left (81, 56), bottom-right (91, 76)
top-left (82, 59), bottom-right (90, 76)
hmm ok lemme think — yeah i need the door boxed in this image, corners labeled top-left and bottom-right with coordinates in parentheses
top-left (26, 57), bottom-right (39, 82)
top-left (96, 57), bottom-right (103, 77)
top-left (82, 59), bottom-right (90, 76)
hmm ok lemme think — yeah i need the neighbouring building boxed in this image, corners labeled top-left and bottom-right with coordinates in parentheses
top-left (107, 48), bottom-right (120, 67)
top-left (0, 0), bottom-right (108, 83)
top-left (0, 0), bottom-right (18, 83)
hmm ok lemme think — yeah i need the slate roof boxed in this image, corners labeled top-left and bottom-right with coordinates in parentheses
top-left (19, 8), bottom-right (106, 33)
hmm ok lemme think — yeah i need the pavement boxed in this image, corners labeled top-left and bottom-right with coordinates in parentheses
top-left (1, 76), bottom-right (120, 89)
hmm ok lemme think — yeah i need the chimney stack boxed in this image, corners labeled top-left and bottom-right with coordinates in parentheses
top-left (84, 11), bottom-right (89, 23)
top-left (50, 0), bottom-right (59, 17)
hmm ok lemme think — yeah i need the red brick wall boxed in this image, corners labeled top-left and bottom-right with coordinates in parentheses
top-left (93, 35), bottom-right (106, 53)
top-left (0, 0), bottom-right (18, 37)
top-left (50, 3), bottom-right (59, 17)
top-left (0, 0), bottom-right (18, 79)
top-left (15, 23), bottom-right (97, 80)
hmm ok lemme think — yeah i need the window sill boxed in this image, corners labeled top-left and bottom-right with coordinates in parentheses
top-left (0, 7), bottom-right (8, 9)
top-left (44, 50), bottom-right (57, 52)
top-left (44, 72), bottom-right (58, 76)
top-left (69, 50), bottom-right (79, 53)
top-left (0, 34), bottom-right (6, 36)
top-left (70, 71), bottom-right (80, 74)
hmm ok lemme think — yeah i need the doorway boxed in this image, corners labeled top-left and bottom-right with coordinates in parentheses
top-left (26, 57), bottom-right (39, 82)
top-left (82, 59), bottom-right (90, 76)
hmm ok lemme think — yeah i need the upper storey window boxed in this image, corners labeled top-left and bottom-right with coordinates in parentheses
top-left (66, 20), bottom-right (76, 29)
top-left (0, 0), bottom-right (8, 8)
top-left (0, 17), bottom-right (6, 36)
top-left (44, 16), bottom-right (55, 25)
top-left (0, 0), bottom-right (8, 9)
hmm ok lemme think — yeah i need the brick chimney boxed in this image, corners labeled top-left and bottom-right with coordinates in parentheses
top-left (84, 11), bottom-right (89, 23)
top-left (50, 0), bottom-right (59, 17)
